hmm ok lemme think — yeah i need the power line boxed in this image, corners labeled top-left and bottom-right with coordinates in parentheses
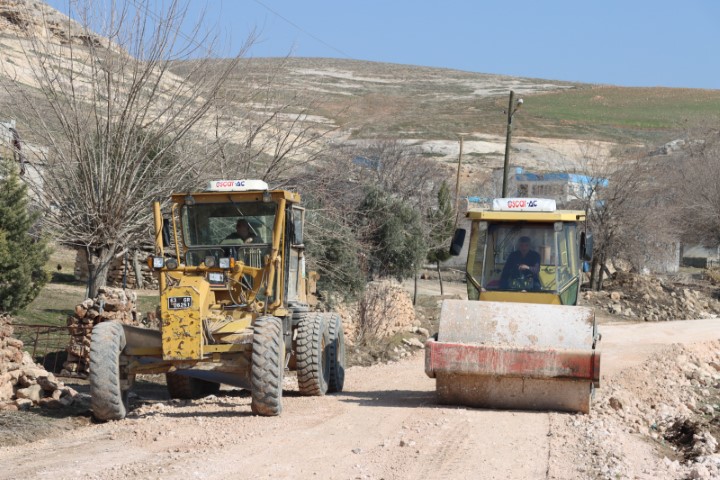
top-left (252, 0), bottom-right (352, 59)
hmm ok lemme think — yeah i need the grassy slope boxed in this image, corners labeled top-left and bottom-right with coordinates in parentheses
top-left (179, 57), bottom-right (720, 146)
top-left (521, 86), bottom-right (720, 143)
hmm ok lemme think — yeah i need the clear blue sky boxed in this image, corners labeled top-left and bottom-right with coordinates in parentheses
top-left (46, 0), bottom-right (720, 90)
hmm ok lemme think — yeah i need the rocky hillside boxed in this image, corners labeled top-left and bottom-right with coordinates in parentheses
top-left (0, 0), bottom-right (110, 89)
top-left (2, 1), bottom-right (720, 185)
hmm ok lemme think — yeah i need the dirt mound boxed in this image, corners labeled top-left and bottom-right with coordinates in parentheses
top-left (358, 281), bottom-right (417, 339)
top-left (552, 341), bottom-right (720, 479)
top-left (330, 280), bottom-right (417, 346)
top-left (583, 271), bottom-right (720, 321)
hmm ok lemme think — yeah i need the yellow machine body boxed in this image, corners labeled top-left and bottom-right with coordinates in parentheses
top-left (125, 183), bottom-right (311, 379)
top-left (426, 198), bottom-right (601, 414)
top-left (89, 180), bottom-right (345, 420)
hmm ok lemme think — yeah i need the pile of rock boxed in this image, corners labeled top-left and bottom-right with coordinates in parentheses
top-left (0, 313), bottom-right (86, 411)
top-left (551, 340), bottom-right (720, 479)
top-left (62, 287), bottom-right (138, 375)
top-left (583, 271), bottom-right (720, 321)
top-left (331, 280), bottom-right (419, 345)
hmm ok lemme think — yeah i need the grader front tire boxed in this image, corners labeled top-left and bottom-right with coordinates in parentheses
top-left (89, 321), bottom-right (131, 421)
top-left (250, 315), bottom-right (285, 416)
top-left (296, 313), bottom-right (330, 396)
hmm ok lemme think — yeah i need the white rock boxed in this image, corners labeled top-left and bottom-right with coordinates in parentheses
top-left (15, 384), bottom-right (43, 403)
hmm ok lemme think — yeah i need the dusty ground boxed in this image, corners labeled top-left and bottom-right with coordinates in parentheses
top-left (0, 316), bottom-right (718, 479)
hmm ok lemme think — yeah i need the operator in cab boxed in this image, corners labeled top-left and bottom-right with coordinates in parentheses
top-left (225, 219), bottom-right (259, 244)
top-left (500, 236), bottom-right (541, 290)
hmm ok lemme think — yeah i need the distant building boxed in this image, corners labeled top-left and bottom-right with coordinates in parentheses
top-left (682, 244), bottom-right (720, 269)
top-left (494, 167), bottom-right (608, 204)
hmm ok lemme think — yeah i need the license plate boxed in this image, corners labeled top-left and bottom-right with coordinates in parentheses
top-left (168, 296), bottom-right (192, 310)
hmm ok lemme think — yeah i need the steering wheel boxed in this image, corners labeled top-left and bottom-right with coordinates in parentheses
top-left (510, 269), bottom-right (536, 291)
top-left (520, 269), bottom-right (534, 279)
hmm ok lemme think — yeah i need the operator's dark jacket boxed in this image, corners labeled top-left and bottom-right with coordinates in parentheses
top-left (500, 250), bottom-right (541, 289)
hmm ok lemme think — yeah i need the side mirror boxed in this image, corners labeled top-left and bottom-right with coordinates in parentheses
top-left (162, 218), bottom-right (172, 248)
top-left (449, 228), bottom-right (466, 256)
top-left (580, 232), bottom-right (593, 261)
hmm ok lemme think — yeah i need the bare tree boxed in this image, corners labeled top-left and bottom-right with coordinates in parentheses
top-left (564, 142), bottom-right (676, 289)
top-left (0, 0), bottom-right (253, 296)
top-left (348, 139), bottom-right (446, 208)
top-left (672, 129), bottom-right (720, 246)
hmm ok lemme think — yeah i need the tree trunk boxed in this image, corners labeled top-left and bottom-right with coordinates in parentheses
top-left (437, 261), bottom-right (444, 296)
top-left (413, 268), bottom-right (418, 306)
top-left (86, 246), bottom-right (115, 298)
top-left (589, 257), bottom-right (599, 291)
top-left (597, 254), bottom-right (607, 291)
top-left (132, 250), bottom-right (144, 289)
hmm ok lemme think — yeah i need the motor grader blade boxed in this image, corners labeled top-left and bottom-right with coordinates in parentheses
top-left (425, 299), bottom-right (601, 413)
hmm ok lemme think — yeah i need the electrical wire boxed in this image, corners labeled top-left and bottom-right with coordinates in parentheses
top-left (251, 0), bottom-right (352, 59)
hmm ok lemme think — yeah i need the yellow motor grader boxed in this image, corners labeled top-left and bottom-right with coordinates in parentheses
top-left (425, 198), bottom-right (601, 413)
top-left (89, 180), bottom-right (345, 420)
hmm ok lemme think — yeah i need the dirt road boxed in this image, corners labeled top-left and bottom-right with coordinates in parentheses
top-left (0, 318), bottom-right (718, 480)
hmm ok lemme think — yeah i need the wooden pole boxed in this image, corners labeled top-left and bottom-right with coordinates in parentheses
top-left (502, 90), bottom-right (515, 197)
top-left (453, 136), bottom-right (464, 230)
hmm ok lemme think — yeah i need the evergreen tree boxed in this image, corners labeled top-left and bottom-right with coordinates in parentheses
top-left (0, 158), bottom-right (49, 313)
top-left (305, 214), bottom-right (366, 298)
top-left (361, 188), bottom-right (427, 281)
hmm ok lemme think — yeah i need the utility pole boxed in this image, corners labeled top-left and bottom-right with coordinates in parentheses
top-left (501, 90), bottom-right (523, 197)
top-left (453, 135), bottom-right (464, 229)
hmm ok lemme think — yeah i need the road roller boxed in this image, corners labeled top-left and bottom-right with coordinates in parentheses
top-left (425, 198), bottom-right (600, 413)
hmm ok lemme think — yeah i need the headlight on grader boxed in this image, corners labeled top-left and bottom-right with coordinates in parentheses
top-left (165, 258), bottom-right (179, 270)
top-left (148, 256), bottom-right (165, 269)
top-left (219, 257), bottom-right (234, 269)
top-left (204, 256), bottom-right (216, 268)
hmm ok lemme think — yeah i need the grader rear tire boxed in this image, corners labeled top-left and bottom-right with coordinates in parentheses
top-left (250, 315), bottom-right (285, 416)
top-left (89, 321), bottom-right (131, 421)
top-left (327, 313), bottom-right (345, 393)
top-left (166, 373), bottom-right (221, 399)
top-left (296, 313), bottom-right (330, 396)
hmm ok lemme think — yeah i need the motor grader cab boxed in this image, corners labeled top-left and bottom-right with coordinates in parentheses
top-left (425, 198), bottom-right (601, 413)
top-left (89, 180), bottom-right (345, 421)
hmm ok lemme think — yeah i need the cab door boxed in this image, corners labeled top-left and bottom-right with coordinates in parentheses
top-left (285, 206), bottom-right (305, 303)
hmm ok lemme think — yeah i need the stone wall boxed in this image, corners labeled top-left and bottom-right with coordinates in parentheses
top-left (62, 287), bottom-right (139, 375)
top-left (0, 313), bottom-right (85, 411)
